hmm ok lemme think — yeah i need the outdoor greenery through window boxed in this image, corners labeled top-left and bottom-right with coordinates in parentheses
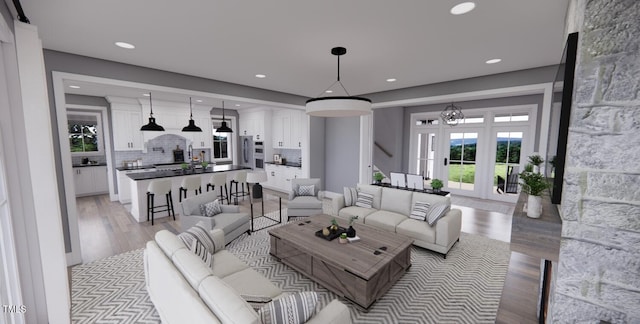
top-left (68, 112), bottom-right (101, 153)
top-left (212, 119), bottom-right (230, 160)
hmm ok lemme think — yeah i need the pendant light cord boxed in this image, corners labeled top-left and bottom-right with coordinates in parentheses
top-left (189, 97), bottom-right (194, 118)
top-left (149, 92), bottom-right (154, 117)
top-left (316, 54), bottom-right (351, 97)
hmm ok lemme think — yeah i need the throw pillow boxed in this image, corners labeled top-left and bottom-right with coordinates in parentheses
top-left (426, 200), bottom-right (451, 226)
top-left (241, 294), bottom-right (273, 312)
top-left (199, 199), bottom-right (222, 217)
top-left (297, 184), bottom-right (315, 197)
top-left (343, 187), bottom-right (358, 206)
top-left (355, 191), bottom-right (374, 208)
top-left (177, 221), bottom-right (217, 265)
top-left (409, 201), bottom-right (431, 221)
top-left (258, 292), bottom-right (318, 324)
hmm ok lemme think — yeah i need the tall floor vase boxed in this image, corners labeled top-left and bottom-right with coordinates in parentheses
top-left (527, 194), bottom-right (543, 218)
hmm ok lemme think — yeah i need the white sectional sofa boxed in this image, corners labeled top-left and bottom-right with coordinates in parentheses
top-left (332, 184), bottom-right (462, 257)
top-left (144, 229), bottom-right (352, 324)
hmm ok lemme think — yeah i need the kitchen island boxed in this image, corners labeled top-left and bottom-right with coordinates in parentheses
top-left (126, 164), bottom-right (251, 223)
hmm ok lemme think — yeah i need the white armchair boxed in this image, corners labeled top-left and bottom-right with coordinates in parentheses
top-left (287, 178), bottom-right (323, 220)
top-left (180, 191), bottom-right (251, 244)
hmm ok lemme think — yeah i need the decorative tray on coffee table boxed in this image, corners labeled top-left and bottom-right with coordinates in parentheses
top-left (314, 226), bottom-right (346, 241)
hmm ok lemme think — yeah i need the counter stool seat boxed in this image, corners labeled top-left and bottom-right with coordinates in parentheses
top-left (206, 173), bottom-right (230, 204)
top-left (179, 176), bottom-right (202, 202)
top-left (147, 179), bottom-right (175, 225)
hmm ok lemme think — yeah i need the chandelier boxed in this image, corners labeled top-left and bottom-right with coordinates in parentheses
top-left (441, 103), bottom-right (464, 126)
top-left (305, 47), bottom-right (372, 117)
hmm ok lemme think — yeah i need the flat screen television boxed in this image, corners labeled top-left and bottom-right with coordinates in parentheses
top-left (546, 32), bottom-right (579, 204)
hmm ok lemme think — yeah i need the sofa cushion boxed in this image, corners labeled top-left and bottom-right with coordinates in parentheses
top-left (155, 230), bottom-right (188, 259)
top-left (210, 250), bottom-right (249, 278)
top-left (409, 201), bottom-right (431, 221)
top-left (297, 184), bottom-right (315, 197)
top-left (200, 199), bottom-right (223, 217)
top-left (356, 184), bottom-right (382, 209)
top-left (396, 219), bottom-right (436, 244)
top-left (355, 191), bottom-right (374, 208)
top-left (178, 221), bottom-right (218, 265)
top-left (288, 196), bottom-right (323, 209)
top-left (411, 192), bottom-right (450, 209)
top-left (172, 248), bottom-right (215, 290)
top-left (222, 268), bottom-right (283, 299)
top-left (427, 200), bottom-right (451, 226)
top-left (337, 206), bottom-right (376, 221)
top-left (258, 292), bottom-right (319, 324)
top-left (343, 187), bottom-right (358, 207)
top-left (365, 210), bottom-right (408, 232)
top-left (199, 276), bottom-right (260, 324)
top-left (212, 212), bottom-right (251, 234)
top-left (380, 187), bottom-right (413, 216)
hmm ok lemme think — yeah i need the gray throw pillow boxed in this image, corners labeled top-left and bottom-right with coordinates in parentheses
top-left (426, 201), bottom-right (450, 226)
top-left (297, 184), bottom-right (315, 196)
top-left (355, 191), bottom-right (374, 208)
top-left (199, 199), bottom-right (222, 217)
top-left (258, 292), bottom-right (318, 324)
top-left (409, 201), bottom-right (431, 221)
top-left (343, 187), bottom-right (358, 206)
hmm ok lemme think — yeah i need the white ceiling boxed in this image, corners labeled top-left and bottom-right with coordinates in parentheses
top-left (22, 0), bottom-right (569, 104)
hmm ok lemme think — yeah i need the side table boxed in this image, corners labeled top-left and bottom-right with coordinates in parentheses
top-left (250, 193), bottom-right (282, 232)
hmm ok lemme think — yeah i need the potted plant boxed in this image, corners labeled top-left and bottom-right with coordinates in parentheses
top-left (430, 179), bottom-right (444, 193)
top-left (201, 161), bottom-right (209, 170)
top-left (180, 162), bottom-right (189, 173)
top-left (339, 232), bottom-right (348, 244)
top-left (373, 172), bottom-right (384, 184)
top-left (519, 168), bottom-right (550, 218)
top-left (346, 216), bottom-right (358, 238)
top-left (528, 154), bottom-right (544, 174)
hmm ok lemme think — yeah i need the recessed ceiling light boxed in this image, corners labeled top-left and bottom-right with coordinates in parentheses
top-left (450, 2), bottom-right (476, 15)
top-left (255, 74), bottom-right (266, 78)
top-left (143, 93), bottom-right (150, 96)
top-left (325, 90), bottom-right (333, 93)
top-left (386, 78), bottom-right (397, 82)
top-left (235, 104), bottom-right (241, 107)
top-left (68, 85), bottom-right (80, 89)
top-left (196, 99), bottom-right (203, 103)
top-left (486, 58), bottom-right (502, 64)
top-left (115, 41), bottom-right (135, 49)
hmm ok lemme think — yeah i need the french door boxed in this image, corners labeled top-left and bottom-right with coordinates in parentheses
top-left (444, 128), bottom-right (484, 197)
top-left (489, 126), bottom-right (530, 202)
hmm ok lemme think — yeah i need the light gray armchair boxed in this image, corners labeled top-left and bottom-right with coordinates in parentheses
top-left (287, 178), bottom-right (323, 220)
top-left (180, 191), bottom-right (250, 244)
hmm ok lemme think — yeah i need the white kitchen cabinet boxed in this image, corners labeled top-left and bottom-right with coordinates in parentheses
top-left (74, 166), bottom-right (108, 197)
top-left (263, 163), bottom-right (304, 193)
top-left (112, 109), bottom-right (143, 151)
top-left (187, 117), bottom-right (212, 149)
top-left (290, 110), bottom-right (306, 149)
top-left (239, 110), bottom-right (267, 141)
top-left (272, 110), bottom-right (292, 148)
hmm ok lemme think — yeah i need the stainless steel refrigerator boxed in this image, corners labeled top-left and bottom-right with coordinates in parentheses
top-left (239, 136), bottom-right (254, 169)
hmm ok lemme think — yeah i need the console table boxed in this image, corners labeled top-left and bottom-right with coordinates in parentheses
top-left (371, 182), bottom-right (450, 197)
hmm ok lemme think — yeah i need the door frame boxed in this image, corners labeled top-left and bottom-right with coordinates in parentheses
top-left (488, 125), bottom-right (532, 203)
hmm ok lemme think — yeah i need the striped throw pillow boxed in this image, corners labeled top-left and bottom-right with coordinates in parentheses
top-left (343, 187), bottom-right (358, 206)
top-left (426, 201), bottom-right (451, 226)
top-left (297, 184), bottom-right (315, 196)
top-left (355, 191), bottom-right (374, 208)
top-left (177, 221), bottom-right (217, 266)
top-left (258, 292), bottom-right (318, 324)
top-left (409, 201), bottom-right (431, 221)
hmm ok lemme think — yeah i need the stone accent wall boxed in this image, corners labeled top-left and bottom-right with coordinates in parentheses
top-left (552, 0), bottom-right (640, 322)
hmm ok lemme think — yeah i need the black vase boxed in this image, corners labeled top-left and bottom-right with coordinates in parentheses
top-left (346, 226), bottom-right (356, 238)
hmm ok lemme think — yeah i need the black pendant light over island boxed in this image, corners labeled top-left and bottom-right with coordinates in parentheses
top-left (182, 97), bottom-right (203, 132)
top-left (140, 92), bottom-right (165, 131)
top-left (216, 101), bottom-right (233, 133)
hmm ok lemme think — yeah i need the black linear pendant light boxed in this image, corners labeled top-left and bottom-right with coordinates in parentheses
top-left (140, 92), bottom-right (165, 131)
top-left (216, 101), bottom-right (233, 133)
top-left (182, 97), bottom-right (202, 132)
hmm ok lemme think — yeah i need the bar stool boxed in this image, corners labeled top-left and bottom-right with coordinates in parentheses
top-left (147, 179), bottom-right (175, 226)
top-left (229, 171), bottom-right (250, 204)
top-left (179, 176), bottom-right (202, 202)
top-left (206, 173), bottom-right (229, 204)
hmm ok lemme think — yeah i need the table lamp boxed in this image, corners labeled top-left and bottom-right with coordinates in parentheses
top-left (246, 171), bottom-right (268, 199)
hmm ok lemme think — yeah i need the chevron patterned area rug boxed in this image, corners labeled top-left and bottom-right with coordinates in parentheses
top-left (71, 213), bottom-right (510, 323)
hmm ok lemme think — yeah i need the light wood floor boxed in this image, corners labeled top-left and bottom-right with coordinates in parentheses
top-left (72, 190), bottom-right (539, 323)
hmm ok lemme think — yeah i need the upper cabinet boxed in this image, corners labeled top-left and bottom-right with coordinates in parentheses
top-left (272, 109), bottom-right (306, 149)
top-left (239, 109), bottom-right (268, 141)
top-left (109, 99), bottom-right (144, 151)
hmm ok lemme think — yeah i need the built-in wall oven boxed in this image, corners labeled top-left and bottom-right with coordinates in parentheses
top-left (254, 141), bottom-right (264, 169)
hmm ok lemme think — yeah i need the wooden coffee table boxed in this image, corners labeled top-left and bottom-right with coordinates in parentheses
top-left (269, 214), bottom-right (413, 309)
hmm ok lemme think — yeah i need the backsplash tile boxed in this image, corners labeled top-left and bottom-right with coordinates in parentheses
top-left (113, 134), bottom-right (211, 167)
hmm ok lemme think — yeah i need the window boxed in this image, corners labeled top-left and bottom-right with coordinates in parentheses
top-left (67, 112), bottom-right (102, 154)
top-left (494, 113), bottom-right (529, 123)
top-left (212, 119), bottom-right (231, 160)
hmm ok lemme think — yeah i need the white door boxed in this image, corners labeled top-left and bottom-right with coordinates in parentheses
top-left (443, 128), bottom-right (484, 197)
top-left (489, 127), bottom-right (529, 202)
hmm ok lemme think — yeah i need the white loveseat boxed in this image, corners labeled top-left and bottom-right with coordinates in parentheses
top-left (332, 184), bottom-right (462, 257)
top-left (144, 228), bottom-right (352, 324)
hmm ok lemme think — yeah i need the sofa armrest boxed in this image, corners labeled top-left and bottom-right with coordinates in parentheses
top-left (435, 208), bottom-right (462, 248)
top-left (209, 228), bottom-right (226, 253)
top-left (181, 215), bottom-right (215, 232)
top-left (306, 299), bottom-right (352, 324)
top-left (332, 196), bottom-right (345, 216)
top-left (220, 205), bottom-right (240, 213)
top-left (288, 190), bottom-right (296, 201)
